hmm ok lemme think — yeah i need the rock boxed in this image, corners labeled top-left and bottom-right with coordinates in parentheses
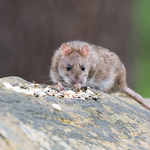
top-left (0, 76), bottom-right (150, 150)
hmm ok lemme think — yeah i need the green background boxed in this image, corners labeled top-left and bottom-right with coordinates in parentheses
top-left (133, 0), bottom-right (150, 97)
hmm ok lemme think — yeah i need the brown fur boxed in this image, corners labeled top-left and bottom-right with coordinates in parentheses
top-left (50, 41), bottom-right (150, 110)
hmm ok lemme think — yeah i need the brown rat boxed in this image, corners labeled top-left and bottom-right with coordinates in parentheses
top-left (50, 41), bottom-right (150, 110)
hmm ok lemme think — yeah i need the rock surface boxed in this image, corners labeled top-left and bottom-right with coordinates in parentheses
top-left (0, 76), bottom-right (150, 150)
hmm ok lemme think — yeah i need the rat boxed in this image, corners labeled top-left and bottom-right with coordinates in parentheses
top-left (50, 41), bottom-right (150, 110)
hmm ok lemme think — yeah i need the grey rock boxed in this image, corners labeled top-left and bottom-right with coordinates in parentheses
top-left (0, 76), bottom-right (150, 150)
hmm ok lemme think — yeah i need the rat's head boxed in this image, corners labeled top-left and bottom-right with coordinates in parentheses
top-left (58, 43), bottom-right (90, 88)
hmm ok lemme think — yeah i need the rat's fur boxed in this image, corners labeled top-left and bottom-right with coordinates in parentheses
top-left (50, 41), bottom-right (150, 110)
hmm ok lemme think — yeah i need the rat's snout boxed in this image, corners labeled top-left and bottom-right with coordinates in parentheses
top-left (73, 82), bottom-right (81, 88)
top-left (71, 76), bottom-right (82, 88)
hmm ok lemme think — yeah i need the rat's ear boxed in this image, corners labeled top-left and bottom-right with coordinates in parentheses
top-left (80, 45), bottom-right (89, 57)
top-left (60, 43), bottom-right (70, 57)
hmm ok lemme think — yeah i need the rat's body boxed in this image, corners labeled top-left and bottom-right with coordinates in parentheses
top-left (50, 41), bottom-right (150, 110)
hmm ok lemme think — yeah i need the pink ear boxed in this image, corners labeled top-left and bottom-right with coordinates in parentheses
top-left (80, 45), bottom-right (89, 57)
top-left (60, 43), bottom-right (70, 57)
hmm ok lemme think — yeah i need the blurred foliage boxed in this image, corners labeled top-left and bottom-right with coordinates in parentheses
top-left (133, 0), bottom-right (150, 97)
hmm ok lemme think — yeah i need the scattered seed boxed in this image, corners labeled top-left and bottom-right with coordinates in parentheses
top-left (81, 97), bottom-right (85, 100)
top-left (51, 90), bottom-right (57, 94)
top-left (80, 86), bottom-right (88, 92)
top-left (43, 87), bottom-right (50, 93)
top-left (68, 95), bottom-right (73, 98)
top-left (13, 86), bottom-right (21, 92)
top-left (18, 83), bottom-right (24, 88)
top-left (38, 84), bottom-right (47, 88)
top-left (41, 92), bottom-right (46, 97)
top-left (73, 94), bottom-right (80, 98)
top-left (86, 89), bottom-right (94, 96)
top-left (64, 95), bottom-right (69, 98)
top-left (64, 90), bottom-right (76, 96)
top-left (52, 103), bottom-right (62, 111)
top-left (34, 89), bottom-right (43, 97)
top-left (33, 84), bottom-right (39, 87)
top-left (82, 93), bottom-right (90, 98)
top-left (74, 88), bottom-right (81, 92)
top-left (2, 81), bottom-right (98, 101)
top-left (57, 93), bottom-right (64, 97)
top-left (47, 92), bottom-right (53, 96)
top-left (92, 95), bottom-right (98, 100)
top-left (2, 82), bottom-right (13, 89)
top-left (20, 89), bottom-right (34, 96)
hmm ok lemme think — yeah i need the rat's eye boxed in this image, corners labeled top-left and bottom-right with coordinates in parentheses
top-left (81, 65), bottom-right (85, 71)
top-left (67, 65), bottom-right (71, 71)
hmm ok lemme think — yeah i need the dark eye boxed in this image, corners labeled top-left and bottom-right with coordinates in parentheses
top-left (81, 65), bottom-right (85, 71)
top-left (67, 65), bottom-right (71, 71)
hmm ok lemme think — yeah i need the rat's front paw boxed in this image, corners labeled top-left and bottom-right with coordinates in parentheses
top-left (59, 85), bottom-right (65, 90)
top-left (55, 82), bottom-right (65, 91)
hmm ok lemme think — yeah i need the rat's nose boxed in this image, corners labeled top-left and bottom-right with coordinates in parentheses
top-left (73, 82), bottom-right (81, 88)
top-left (71, 76), bottom-right (82, 88)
